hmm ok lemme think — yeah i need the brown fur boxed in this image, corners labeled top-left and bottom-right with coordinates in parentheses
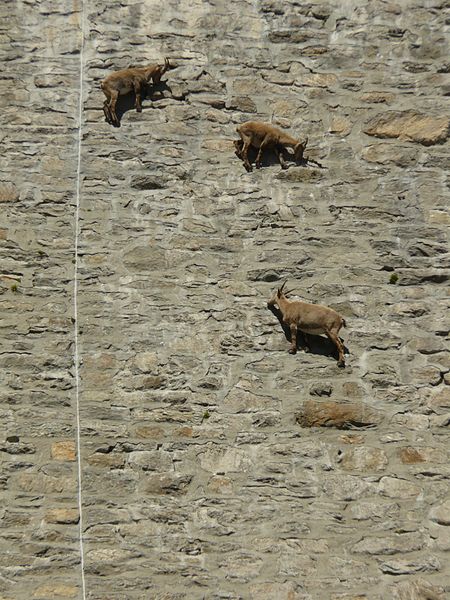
top-left (267, 281), bottom-right (346, 367)
top-left (101, 58), bottom-right (171, 126)
top-left (235, 121), bottom-right (308, 172)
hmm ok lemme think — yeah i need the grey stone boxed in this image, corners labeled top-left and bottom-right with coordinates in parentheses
top-left (429, 499), bottom-right (450, 526)
top-left (352, 532), bottom-right (424, 555)
top-left (379, 556), bottom-right (441, 575)
top-left (389, 578), bottom-right (445, 600)
top-left (379, 476), bottom-right (422, 499)
top-left (338, 447), bottom-right (388, 472)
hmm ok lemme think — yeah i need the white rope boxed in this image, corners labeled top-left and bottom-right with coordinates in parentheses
top-left (74, 0), bottom-right (87, 597)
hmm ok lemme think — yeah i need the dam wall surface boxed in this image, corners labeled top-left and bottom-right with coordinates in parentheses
top-left (1, 0), bottom-right (449, 598)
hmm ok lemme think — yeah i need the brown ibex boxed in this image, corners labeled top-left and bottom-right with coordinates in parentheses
top-left (235, 121), bottom-right (308, 172)
top-left (267, 281), bottom-right (347, 367)
top-left (101, 58), bottom-right (171, 126)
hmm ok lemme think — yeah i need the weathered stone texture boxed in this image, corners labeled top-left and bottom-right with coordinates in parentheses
top-left (364, 111), bottom-right (449, 146)
top-left (1, 0), bottom-right (449, 598)
top-left (296, 400), bottom-right (382, 429)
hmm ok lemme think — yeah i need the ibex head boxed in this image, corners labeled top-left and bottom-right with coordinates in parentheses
top-left (294, 137), bottom-right (308, 162)
top-left (267, 280), bottom-right (296, 308)
top-left (149, 58), bottom-right (172, 84)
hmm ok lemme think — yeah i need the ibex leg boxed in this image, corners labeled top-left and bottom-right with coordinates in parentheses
top-left (242, 141), bottom-right (253, 172)
top-left (134, 81), bottom-right (143, 112)
top-left (255, 138), bottom-right (269, 169)
top-left (234, 139), bottom-right (244, 159)
top-left (103, 100), bottom-right (113, 124)
top-left (275, 146), bottom-right (288, 170)
top-left (326, 330), bottom-right (345, 368)
top-left (109, 89), bottom-right (120, 126)
top-left (289, 324), bottom-right (297, 354)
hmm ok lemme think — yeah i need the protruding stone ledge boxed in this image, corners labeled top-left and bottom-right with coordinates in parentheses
top-left (364, 110), bottom-right (449, 145)
top-left (296, 400), bottom-right (381, 429)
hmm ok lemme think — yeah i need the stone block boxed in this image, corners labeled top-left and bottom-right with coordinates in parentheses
top-left (198, 446), bottom-right (250, 473)
top-left (51, 441), bottom-right (76, 462)
top-left (352, 532), bottom-right (424, 555)
top-left (296, 400), bottom-right (381, 429)
top-left (361, 143), bottom-right (417, 167)
top-left (44, 508), bottom-right (79, 524)
top-left (139, 473), bottom-right (192, 495)
top-left (249, 581), bottom-right (302, 599)
top-left (227, 96), bottom-right (257, 112)
top-left (360, 91), bottom-right (395, 103)
top-left (33, 585), bottom-right (78, 598)
top-left (0, 183), bottom-right (19, 202)
top-left (364, 111), bottom-right (449, 145)
top-left (389, 578), bottom-right (445, 600)
top-left (429, 499), bottom-right (450, 526)
top-left (339, 447), bottom-right (388, 472)
top-left (379, 476), bottom-right (421, 499)
top-left (379, 556), bottom-right (441, 575)
top-left (329, 116), bottom-right (352, 136)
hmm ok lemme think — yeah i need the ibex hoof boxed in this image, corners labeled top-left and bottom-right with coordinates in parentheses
top-left (288, 348), bottom-right (297, 355)
top-left (244, 165), bottom-right (253, 173)
top-left (281, 164), bottom-right (289, 170)
top-left (255, 163), bottom-right (262, 169)
top-left (136, 107), bottom-right (142, 113)
top-left (337, 361), bottom-right (346, 368)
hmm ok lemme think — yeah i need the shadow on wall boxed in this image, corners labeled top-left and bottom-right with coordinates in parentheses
top-left (104, 80), bottom-right (172, 127)
top-left (234, 140), bottom-right (325, 171)
top-left (233, 143), bottom-right (280, 169)
top-left (268, 304), bottom-right (350, 360)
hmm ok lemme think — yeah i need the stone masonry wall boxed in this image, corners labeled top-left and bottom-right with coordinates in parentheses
top-left (1, 0), bottom-right (449, 598)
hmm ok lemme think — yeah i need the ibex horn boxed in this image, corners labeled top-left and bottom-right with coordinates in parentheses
top-left (284, 288), bottom-right (297, 296)
top-left (279, 280), bottom-right (288, 293)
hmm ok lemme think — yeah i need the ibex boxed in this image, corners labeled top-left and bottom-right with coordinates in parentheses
top-left (235, 121), bottom-right (308, 172)
top-left (101, 58), bottom-right (171, 126)
top-left (267, 281), bottom-right (347, 368)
